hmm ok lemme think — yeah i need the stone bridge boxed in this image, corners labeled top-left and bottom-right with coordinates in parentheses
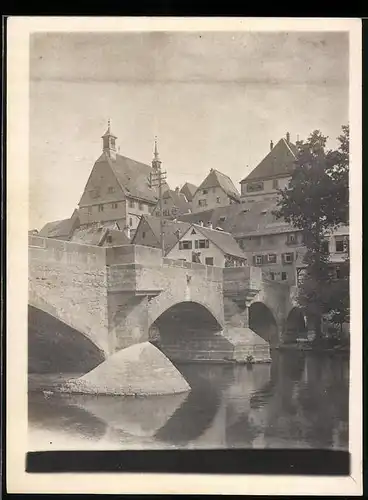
top-left (29, 235), bottom-right (305, 373)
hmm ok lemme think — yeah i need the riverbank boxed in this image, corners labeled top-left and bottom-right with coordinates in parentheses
top-left (277, 343), bottom-right (349, 353)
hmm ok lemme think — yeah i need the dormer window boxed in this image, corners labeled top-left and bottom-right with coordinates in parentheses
top-left (202, 189), bottom-right (208, 194)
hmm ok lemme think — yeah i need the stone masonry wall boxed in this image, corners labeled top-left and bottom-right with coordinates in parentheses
top-left (29, 236), bottom-right (110, 354)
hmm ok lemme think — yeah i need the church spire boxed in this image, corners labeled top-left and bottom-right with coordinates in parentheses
top-left (152, 136), bottom-right (162, 171)
top-left (102, 119), bottom-right (117, 161)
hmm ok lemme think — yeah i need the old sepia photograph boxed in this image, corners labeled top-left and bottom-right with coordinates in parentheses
top-left (6, 17), bottom-right (362, 495)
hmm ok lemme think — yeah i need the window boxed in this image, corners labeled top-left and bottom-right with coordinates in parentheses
top-left (219, 216), bottom-right (226, 222)
top-left (270, 272), bottom-right (275, 280)
top-left (108, 186), bottom-right (114, 194)
top-left (198, 199), bottom-right (207, 207)
top-left (281, 272), bottom-right (287, 281)
top-left (87, 207), bottom-right (92, 215)
top-left (142, 231), bottom-right (146, 239)
top-left (202, 189), bottom-right (208, 194)
top-left (112, 203), bottom-right (118, 209)
top-left (272, 179), bottom-right (279, 189)
top-left (205, 257), bottom-right (214, 266)
top-left (282, 252), bottom-right (294, 264)
top-left (106, 235), bottom-right (113, 243)
top-left (179, 240), bottom-right (192, 250)
top-left (129, 217), bottom-right (133, 227)
top-left (286, 233), bottom-right (297, 245)
top-left (98, 204), bottom-right (104, 212)
top-left (139, 202), bottom-right (144, 210)
top-left (129, 200), bottom-right (135, 208)
top-left (216, 197), bottom-right (221, 203)
top-left (268, 254), bottom-right (277, 264)
top-left (335, 237), bottom-right (345, 253)
top-left (164, 199), bottom-right (167, 204)
top-left (195, 239), bottom-right (209, 249)
top-left (255, 255), bottom-right (263, 265)
top-left (246, 181), bottom-right (264, 193)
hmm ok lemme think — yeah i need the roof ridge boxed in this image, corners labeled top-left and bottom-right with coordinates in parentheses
top-left (282, 137), bottom-right (297, 158)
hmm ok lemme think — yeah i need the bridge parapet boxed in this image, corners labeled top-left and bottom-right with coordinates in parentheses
top-left (223, 266), bottom-right (262, 300)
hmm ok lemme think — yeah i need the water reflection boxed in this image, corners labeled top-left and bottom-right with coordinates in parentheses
top-left (28, 351), bottom-right (349, 450)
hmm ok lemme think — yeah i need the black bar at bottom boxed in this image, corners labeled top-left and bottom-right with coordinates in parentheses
top-left (26, 450), bottom-right (350, 475)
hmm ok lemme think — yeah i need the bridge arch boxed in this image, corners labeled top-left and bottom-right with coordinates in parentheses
top-left (28, 305), bottom-right (105, 374)
top-left (249, 302), bottom-right (278, 347)
top-left (284, 307), bottom-right (307, 343)
top-left (149, 301), bottom-right (224, 361)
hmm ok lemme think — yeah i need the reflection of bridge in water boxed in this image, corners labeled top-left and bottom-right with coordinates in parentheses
top-left (28, 352), bottom-right (349, 450)
top-left (29, 236), bottom-right (308, 387)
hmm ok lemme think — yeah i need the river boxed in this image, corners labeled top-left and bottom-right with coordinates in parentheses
top-left (28, 350), bottom-right (349, 451)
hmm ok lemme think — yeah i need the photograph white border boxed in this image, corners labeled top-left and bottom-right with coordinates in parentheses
top-left (6, 16), bottom-right (362, 495)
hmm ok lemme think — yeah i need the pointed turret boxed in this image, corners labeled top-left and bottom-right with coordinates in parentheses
top-left (102, 119), bottom-right (117, 161)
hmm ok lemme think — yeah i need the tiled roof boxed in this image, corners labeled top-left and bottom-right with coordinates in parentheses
top-left (241, 138), bottom-right (298, 182)
top-left (134, 215), bottom-right (191, 253)
top-left (38, 216), bottom-right (78, 239)
top-left (180, 182), bottom-right (198, 202)
top-left (71, 226), bottom-right (107, 246)
top-left (178, 200), bottom-right (299, 237)
top-left (99, 153), bottom-right (164, 204)
top-left (177, 204), bottom-right (244, 232)
top-left (191, 224), bottom-right (246, 259)
top-left (163, 189), bottom-right (192, 215)
top-left (230, 200), bottom-right (298, 237)
top-left (196, 169), bottom-right (240, 201)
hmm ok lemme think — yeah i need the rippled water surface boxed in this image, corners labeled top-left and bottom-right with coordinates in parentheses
top-left (28, 350), bottom-right (349, 451)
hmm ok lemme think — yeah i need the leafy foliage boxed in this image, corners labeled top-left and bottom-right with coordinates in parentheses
top-left (274, 126), bottom-right (349, 340)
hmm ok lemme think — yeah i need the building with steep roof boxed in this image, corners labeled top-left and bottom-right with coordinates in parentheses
top-left (180, 182), bottom-right (198, 202)
top-left (240, 133), bottom-right (298, 203)
top-left (166, 223), bottom-right (247, 267)
top-left (152, 187), bottom-right (192, 219)
top-left (77, 122), bottom-right (169, 237)
top-left (192, 168), bottom-right (240, 213)
top-left (131, 215), bottom-right (191, 254)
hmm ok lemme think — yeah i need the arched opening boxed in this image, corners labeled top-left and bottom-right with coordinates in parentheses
top-left (285, 307), bottom-right (307, 343)
top-left (28, 305), bottom-right (105, 375)
top-left (150, 301), bottom-right (227, 362)
top-left (249, 302), bottom-right (278, 346)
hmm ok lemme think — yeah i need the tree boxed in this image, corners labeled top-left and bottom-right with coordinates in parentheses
top-left (274, 127), bottom-right (349, 341)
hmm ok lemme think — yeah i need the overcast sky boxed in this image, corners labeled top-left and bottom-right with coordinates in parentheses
top-left (29, 31), bottom-right (349, 230)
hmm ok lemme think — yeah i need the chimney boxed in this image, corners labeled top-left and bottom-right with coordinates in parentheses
top-left (270, 140), bottom-right (274, 151)
top-left (286, 132), bottom-right (290, 143)
top-left (125, 225), bottom-right (131, 239)
top-left (207, 221), bottom-right (213, 229)
top-left (175, 187), bottom-right (179, 193)
top-left (199, 220), bottom-right (204, 227)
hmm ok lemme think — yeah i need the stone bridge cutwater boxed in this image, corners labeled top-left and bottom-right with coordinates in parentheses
top-left (28, 235), bottom-right (306, 372)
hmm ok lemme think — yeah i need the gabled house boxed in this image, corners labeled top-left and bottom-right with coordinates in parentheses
top-left (180, 182), bottom-right (198, 203)
top-left (132, 215), bottom-right (191, 254)
top-left (240, 132), bottom-right (298, 203)
top-left (77, 123), bottom-right (169, 237)
top-left (192, 169), bottom-right (240, 213)
top-left (152, 187), bottom-right (192, 219)
top-left (166, 223), bottom-right (247, 267)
